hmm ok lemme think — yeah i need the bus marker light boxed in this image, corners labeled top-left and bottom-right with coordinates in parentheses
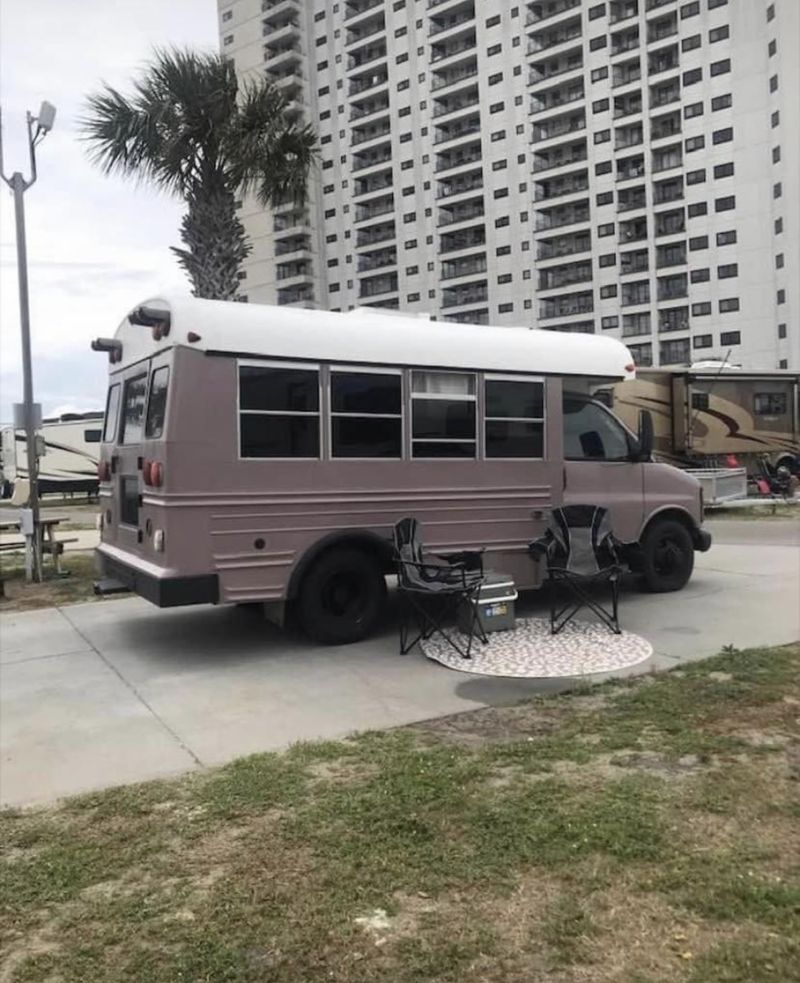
top-left (153, 530), bottom-right (165, 552)
top-left (187, 331), bottom-right (201, 343)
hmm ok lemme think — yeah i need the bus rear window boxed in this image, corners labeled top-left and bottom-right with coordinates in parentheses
top-left (120, 374), bottom-right (148, 444)
top-left (145, 366), bottom-right (170, 439)
top-left (103, 384), bottom-right (121, 443)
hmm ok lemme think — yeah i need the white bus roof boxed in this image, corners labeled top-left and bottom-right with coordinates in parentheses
top-left (112, 294), bottom-right (636, 381)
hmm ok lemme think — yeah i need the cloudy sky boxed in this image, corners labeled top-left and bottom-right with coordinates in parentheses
top-left (0, 0), bottom-right (219, 421)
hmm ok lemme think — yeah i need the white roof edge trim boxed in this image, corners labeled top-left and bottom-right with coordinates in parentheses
top-left (115, 293), bottom-right (636, 381)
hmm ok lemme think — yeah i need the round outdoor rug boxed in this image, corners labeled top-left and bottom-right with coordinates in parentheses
top-left (420, 617), bottom-right (653, 678)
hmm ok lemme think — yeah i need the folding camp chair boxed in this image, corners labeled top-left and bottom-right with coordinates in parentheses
top-left (393, 517), bottom-right (487, 659)
top-left (529, 504), bottom-right (623, 635)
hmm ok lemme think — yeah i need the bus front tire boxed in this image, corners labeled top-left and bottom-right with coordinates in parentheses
top-left (639, 519), bottom-right (694, 592)
top-left (297, 547), bottom-right (387, 645)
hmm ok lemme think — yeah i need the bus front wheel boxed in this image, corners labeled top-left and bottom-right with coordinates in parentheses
top-left (639, 519), bottom-right (694, 592)
top-left (297, 547), bottom-right (387, 645)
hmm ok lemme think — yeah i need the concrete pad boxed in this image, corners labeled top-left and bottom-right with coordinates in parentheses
top-left (0, 650), bottom-right (197, 807)
top-left (0, 607), bottom-right (92, 665)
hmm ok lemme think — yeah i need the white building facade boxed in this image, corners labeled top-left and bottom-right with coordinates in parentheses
top-left (218, 0), bottom-right (799, 370)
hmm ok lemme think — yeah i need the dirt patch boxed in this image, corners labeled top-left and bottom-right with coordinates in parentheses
top-left (307, 759), bottom-right (379, 785)
top-left (412, 705), bottom-right (564, 746)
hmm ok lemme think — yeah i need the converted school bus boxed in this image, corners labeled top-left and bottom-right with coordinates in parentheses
top-left (92, 296), bottom-right (710, 643)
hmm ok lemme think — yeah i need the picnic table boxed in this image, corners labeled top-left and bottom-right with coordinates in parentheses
top-left (0, 513), bottom-right (78, 575)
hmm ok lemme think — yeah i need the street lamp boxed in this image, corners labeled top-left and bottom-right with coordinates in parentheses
top-left (0, 101), bottom-right (57, 582)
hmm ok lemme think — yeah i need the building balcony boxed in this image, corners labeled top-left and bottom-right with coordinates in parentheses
top-left (435, 140), bottom-right (482, 173)
top-left (359, 273), bottom-right (398, 298)
top-left (534, 169), bottom-right (589, 202)
top-left (620, 249), bottom-right (649, 275)
top-left (621, 283), bottom-right (651, 307)
top-left (432, 59), bottom-right (478, 91)
top-left (440, 253), bottom-right (487, 280)
top-left (274, 235), bottom-right (310, 257)
top-left (354, 195), bottom-right (394, 222)
top-left (441, 280), bottom-right (488, 308)
top-left (436, 168), bottom-right (483, 199)
top-left (351, 119), bottom-right (392, 146)
top-left (345, 0), bottom-right (383, 21)
top-left (530, 81), bottom-right (584, 116)
top-left (532, 139), bottom-right (587, 173)
top-left (652, 146), bottom-right (682, 174)
top-left (617, 155), bottom-right (646, 182)
top-left (263, 42), bottom-right (303, 67)
top-left (609, 0), bottom-right (639, 24)
top-left (261, 0), bottom-right (300, 26)
top-left (543, 320), bottom-right (596, 335)
top-left (618, 186), bottom-right (647, 211)
top-left (658, 305), bottom-right (689, 332)
top-left (538, 260), bottom-right (592, 291)
top-left (439, 225), bottom-right (486, 253)
top-left (438, 197), bottom-right (484, 226)
top-left (622, 311), bottom-right (651, 337)
top-left (265, 66), bottom-right (304, 91)
top-left (352, 144), bottom-right (393, 172)
top-left (355, 220), bottom-right (396, 247)
top-left (357, 248), bottom-right (397, 272)
top-left (528, 50), bottom-right (583, 86)
top-left (262, 17), bottom-right (299, 39)
top-left (650, 82), bottom-right (680, 109)
top-left (535, 202), bottom-right (590, 232)
top-left (350, 95), bottom-right (390, 121)
top-left (650, 111), bottom-right (681, 143)
top-left (433, 88), bottom-right (480, 118)
top-left (613, 61), bottom-right (642, 88)
top-left (431, 32), bottom-right (476, 63)
top-left (657, 276), bottom-right (688, 302)
top-left (539, 292), bottom-right (593, 320)
top-left (619, 218), bottom-right (648, 243)
top-left (527, 18), bottom-right (582, 54)
top-left (537, 230), bottom-right (591, 261)
top-left (354, 169), bottom-right (393, 197)
top-left (614, 94), bottom-right (642, 119)
top-left (433, 113), bottom-right (481, 145)
top-left (526, 0), bottom-right (581, 26)
top-left (273, 210), bottom-right (308, 233)
top-left (276, 260), bottom-right (311, 282)
top-left (531, 111), bottom-right (585, 144)
top-left (656, 243), bottom-right (687, 268)
top-left (349, 68), bottom-right (389, 96)
top-left (647, 13), bottom-right (677, 45)
top-left (347, 41), bottom-right (387, 72)
top-left (441, 308), bottom-right (489, 325)
top-left (346, 13), bottom-right (385, 47)
top-left (277, 284), bottom-right (314, 305)
top-left (611, 27), bottom-right (640, 56)
top-left (615, 124), bottom-right (643, 150)
top-left (653, 177), bottom-right (683, 205)
top-left (430, 2), bottom-right (475, 37)
top-left (654, 209), bottom-right (685, 237)
top-left (648, 46), bottom-right (679, 76)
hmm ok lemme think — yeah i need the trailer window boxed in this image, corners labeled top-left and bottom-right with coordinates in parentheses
top-left (563, 397), bottom-right (631, 461)
top-left (120, 374), bottom-right (148, 444)
top-left (411, 371), bottom-right (476, 458)
top-left (103, 384), bottom-right (120, 443)
top-left (84, 429), bottom-right (102, 443)
top-left (145, 366), bottom-right (170, 439)
top-left (239, 364), bottom-right (320, 458)
top-left (330, 371), bottom-right (402, 458)
top-left (754, 393), bottom-right (787, 415)
top-left (485, 378), bottom-right (544, 458)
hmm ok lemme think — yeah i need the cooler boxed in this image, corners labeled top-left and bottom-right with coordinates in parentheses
top-left (457, 572), bottom-right (518, 635)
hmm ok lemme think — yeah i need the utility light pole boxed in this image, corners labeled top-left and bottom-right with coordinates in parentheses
top-left (0, 101), bottom-right (56, 582)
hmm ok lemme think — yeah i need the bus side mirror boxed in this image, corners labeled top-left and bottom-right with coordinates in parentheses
top-left (637, 409), bottom-right (653, 462)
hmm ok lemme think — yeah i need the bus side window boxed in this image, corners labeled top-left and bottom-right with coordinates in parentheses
top-left (563, 397), bottom-right (630, 461)
top-left (145, 366), bottom-right (170, 439)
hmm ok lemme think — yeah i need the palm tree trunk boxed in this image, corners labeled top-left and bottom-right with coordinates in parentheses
top-left (171, 188), bottom-right (251, 300)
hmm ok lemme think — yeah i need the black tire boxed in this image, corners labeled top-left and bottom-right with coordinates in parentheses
top-left (640, 519), bottom-right (695, 593)
top-left (297, 547), bottom-right (387, 645)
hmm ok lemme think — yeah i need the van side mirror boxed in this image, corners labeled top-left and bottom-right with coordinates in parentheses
top-left (637, 409), bottom-right (654, 462)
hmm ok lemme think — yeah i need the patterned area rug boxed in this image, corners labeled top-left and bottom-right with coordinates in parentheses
top-left (420, 617), bottom-right (653, 678)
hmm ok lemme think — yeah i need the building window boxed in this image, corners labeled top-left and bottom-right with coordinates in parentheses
top-left (718, 264), bottom-right (738, 279)
top-left (709, 25), bottom-right (729, 42)
top-left (601, 315), bottom-right (619, 329)
top-left (711, 94), bottom-right (732, 111)
top-left (709, 0), bottom-right (728, 6)
top-left (689, 235), bottom-right (709, 250)
top-left (778, 323), bottom-right (787, 339)
top-left (684, 102), bottom-right (703, 119)
top-left (714, 162), bottom-right (734, 178)
top-left (239, 364), bottom-right (320, 459)
top-left (492, 159), bottom-right (507, 170)
top-left (590, 35), bottom-right (607, 51)
top-left (223, 34), bottom-right (234, 45)
top-left (498, 303), bottom-right (514, 313)
top-left (710, 59), bottom-right (731, 77)
top-left (490, 102), bottom-right (504, 114)
top-left (716, 230), bottom-right (736, 246)
top-left (685, 136), bottom-right (705, 152)
top-left (681, 1), bottom-right (700, 15)
top-left (693, 334), bottom-right (713, 349)
top-left (777, 289), bottom-right (786, 304)
top-left (222, 10), bottom-right (233, 21)
top-left (486, 14), bottom-right (501, 26)
top-left (489, 72), bottom-right (503, 84)
top-left (768, 38), bottom-right (777, 56)
top-left (598, 223), bottom-right (615, 237)
top-left (720, 330), bottom-right (741, 346)
top-left (691, 302), bottom-right (712, 316)
top-left (484, 377), bottom-right (544, 458)
top-left (719, 298), bottom-right (740, 312)
top-left (776, 253), bottom-right (784, 268)
top-left (589, 3), bottom-right (606, 18)
top-left (596, 160), bottom-right (613, 175)
top-left (683, 68), bottom-right (702, 86)
top-left (593, 98), bottom-right (610, 113)
top-left (599, 253), bottom-right (616, 267)
top-left (769, 75), bottom-right (778, 92)
top-left (686, 168), bottom-right (706, 185)
top-left (715, 195), bottom-right (735, 212)
top-left (660, 338), bottom-right (691, 365)
top-left (411, 371), bottom-right (476, 459)
top-left (690, 268), bottom-right (710, 283)
top-left (628, 343), bottom-right (653, 366)
top-left (600, 284), bottom-right (617, 298)
top-left (594, 129), bottom-right (611, 144)
top-left (597, 191), bottom-right (613, 206)
top-left (712, 127), bottom-right (733, 145)
top-left (772, 146), bottom-right (781, 163)
top-left (682, 35), bottom-right (701, 52)
top-left (688, 201), bottom-right (708, 217)
top-left (495, 216), bottom-right (509, 227)
top-left (494, 188), bottom-right (509, 199)
top-left (591, 67), bottom-right (609, 82)
top-left (771, 110), bottom-right (780, 127)
top-left (330, 370), bottom-right (402, 459)
top-left (497, 273), bottom-right (512, 284)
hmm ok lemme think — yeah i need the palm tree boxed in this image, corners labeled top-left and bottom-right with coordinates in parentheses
top-left (81, 48), bottom-right (316, 300)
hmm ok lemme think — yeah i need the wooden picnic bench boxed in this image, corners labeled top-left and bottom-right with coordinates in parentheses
top-left (0, 515), bottom-right (78, 576)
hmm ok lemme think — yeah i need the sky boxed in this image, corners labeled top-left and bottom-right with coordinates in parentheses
top-left (0, 0), bottom-right (219, 422)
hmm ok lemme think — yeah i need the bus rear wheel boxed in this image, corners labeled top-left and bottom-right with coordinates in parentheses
top-left (297, 547), bottom-right (387, 645)
top-left (640, 519), bottom-right (694, 592)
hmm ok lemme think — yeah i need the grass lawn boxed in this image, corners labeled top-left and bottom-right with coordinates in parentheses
top-left (706, 503), bottom-right (798, 520)
top-left (1, 643), bottom-right (799, 983)
top-left (0, 554), bottom-right (107, 612)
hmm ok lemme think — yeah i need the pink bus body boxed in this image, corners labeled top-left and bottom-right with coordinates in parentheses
top-left (93, 296), bottom-right (710, 643)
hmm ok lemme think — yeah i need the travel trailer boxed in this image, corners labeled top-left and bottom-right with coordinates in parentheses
top-left (92, 296), bottom-right (711, 644)
top-left (0, 412), bottom-right (103, 498)
top-left (598, 369), bottom-right (800, 471)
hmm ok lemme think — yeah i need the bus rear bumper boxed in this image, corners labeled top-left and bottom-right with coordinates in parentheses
top-left (95, 545), bottom-right (219, 608)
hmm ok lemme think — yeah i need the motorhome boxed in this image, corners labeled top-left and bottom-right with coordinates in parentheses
top-left (92, 296), bottom-right (711, 643)
top-left (599, 369), bottom-right (800, 471)
top-left (0, 412), bottom-right (103, 498)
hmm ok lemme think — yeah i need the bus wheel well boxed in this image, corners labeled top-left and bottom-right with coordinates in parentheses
top-left (640, 508), bottom-right (696, 541)
top-left (287, 531), bottom-right (393, 601)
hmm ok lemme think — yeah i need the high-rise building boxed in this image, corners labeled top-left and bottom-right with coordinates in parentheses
top-left (218, 0), bottom-right (798, 370)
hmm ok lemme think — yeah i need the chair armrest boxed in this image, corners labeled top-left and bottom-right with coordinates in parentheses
top-left (434, 548), bottom-right (484, 574)
top-left (528, 538), bottom-right (550, 560)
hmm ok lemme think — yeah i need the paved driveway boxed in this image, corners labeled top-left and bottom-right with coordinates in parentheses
top-left (1, 520), bottom-right (798, 807)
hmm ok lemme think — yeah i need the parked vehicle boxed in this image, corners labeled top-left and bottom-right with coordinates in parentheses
top-left (92, 296), bottom-right (711, 643)
top-left (598, 368), bottom-right (800, 474)
top-left (0, 412), bottom-right (103, 499)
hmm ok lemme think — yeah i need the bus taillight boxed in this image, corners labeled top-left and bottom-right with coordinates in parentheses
top-left (143, 460), bottom-right (163, 487)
